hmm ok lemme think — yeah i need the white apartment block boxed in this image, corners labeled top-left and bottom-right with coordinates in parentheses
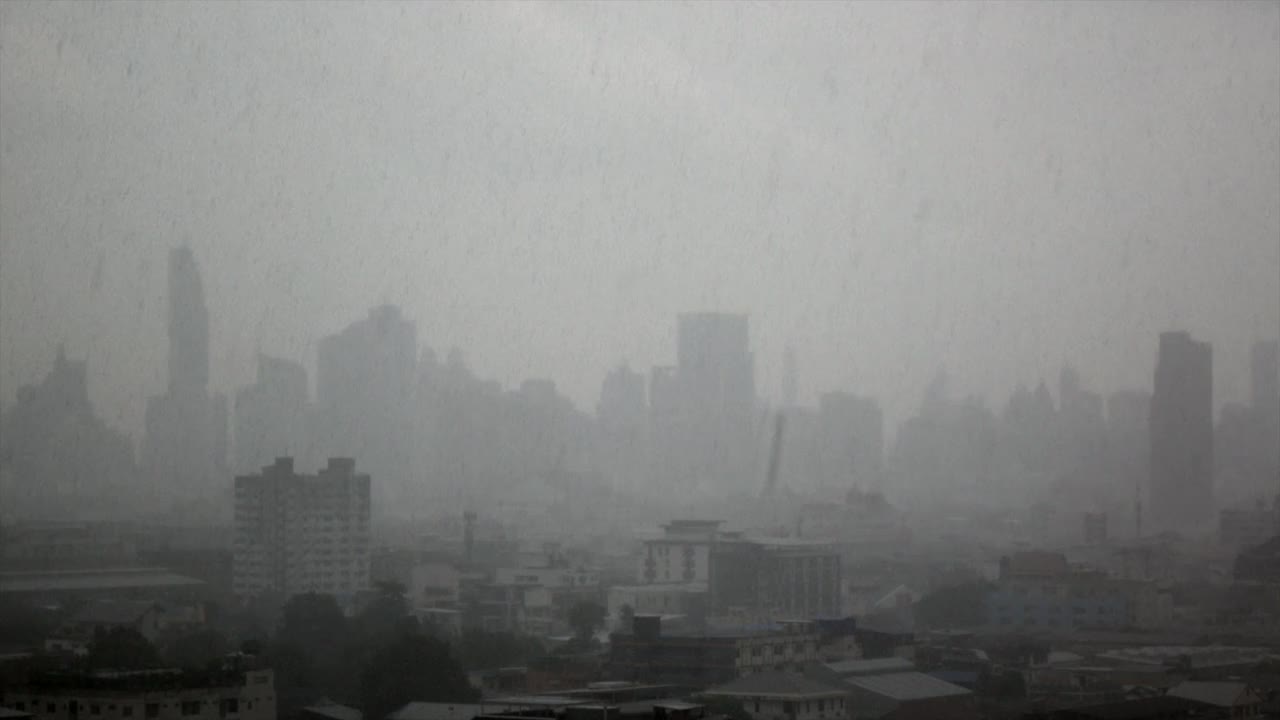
top-left (233, 457), bottom-right (370, 599)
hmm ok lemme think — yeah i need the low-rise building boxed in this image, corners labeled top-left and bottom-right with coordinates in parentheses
top-left (44, 599), bottom-right (166, 656)
top-left (0, 665), bottom-right (276, 720)
top-left (703, 671), bottom-right (847, 720)
top-left (608, 616), bottom-right (823, 687)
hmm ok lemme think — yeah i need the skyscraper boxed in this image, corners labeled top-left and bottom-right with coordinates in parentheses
top-left (313, 305), bottom-right (417, 507)
top-left (167, 246), bottom-right (209, 396)
top-left (1252, 340), bottom-right (1279, 413)
top-left (1149, 331), bottom-right (1213, 533)
top-left (670, 312), bottom-right (757, 494)
top-left (233, 354), bottom-right (311, 474)
top-left (142, 247), bottom-right (226, 510)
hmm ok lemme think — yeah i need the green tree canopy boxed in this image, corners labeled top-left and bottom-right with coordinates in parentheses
top-left (87, 626), bottom-right (161, 670)
top-left (361, 632), bottom-right (478, 720)
top-left (566, 600), bottom-right (606, 641)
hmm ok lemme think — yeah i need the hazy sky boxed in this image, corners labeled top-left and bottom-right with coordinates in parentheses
top-left (2, 1), bottom-right (1278, 439)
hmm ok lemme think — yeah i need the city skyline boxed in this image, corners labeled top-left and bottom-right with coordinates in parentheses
top-left (3, 2), bottom-right (1278, 437)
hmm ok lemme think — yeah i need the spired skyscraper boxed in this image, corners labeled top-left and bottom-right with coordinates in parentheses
top-left (1149, 331), bottom-right (1213, 534)
top-left (142, 247), bottom-right (227, 511)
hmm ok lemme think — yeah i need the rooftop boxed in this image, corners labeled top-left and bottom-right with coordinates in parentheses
top-left (0, 568), bottom-right (204, 594)
top-left (302, 700), bottom-right (363, 720)
top-left (66, 599), bottom-right (157, 627)
top-left (821, 657), bottom-right (915, 677)
top-left (705, 671), bottom-right (845, 699)
top-left (846, 672), bottom-right (971, 701)
top-left (1167, 681), bottom-right (1259, 708)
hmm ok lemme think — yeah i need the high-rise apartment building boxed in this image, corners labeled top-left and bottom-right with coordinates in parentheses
top-left (232, 457), bottom-right (371, 599)
top-left (1149, 331), bottom-right (1213, 533)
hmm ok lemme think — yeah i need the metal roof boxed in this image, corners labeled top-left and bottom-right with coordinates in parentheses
top-left (705, 671), bottom-right (846, 699)
top-left (822, 657), bottom-right (915, 677)
top-left (1167, 681), bottom-right (1258, 708)
top-left (846, 672), bottom-right (971, 701)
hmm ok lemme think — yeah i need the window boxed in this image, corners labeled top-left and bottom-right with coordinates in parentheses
top-left (182, 701), bottom-right (202, 716)
top-left (49, 705), bottom-right (58, 714)
top-left (221, 699), bottom-right (239, 714)
top-left (124, 707), bottom-right (134, 718)
top-left (146, 704), bottom-right (160, 719)
top-left (92, 704), bottom-right (102, 715)
top-left (783, 702), bottom-right (794, 714)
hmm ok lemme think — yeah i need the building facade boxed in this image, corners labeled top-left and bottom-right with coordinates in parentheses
top-left (1149, 331), bottom-right (1214, 533)
top-left (0, 667), bottom-right (276, 720)
top-left (232, 457), bottom-right (371, 599)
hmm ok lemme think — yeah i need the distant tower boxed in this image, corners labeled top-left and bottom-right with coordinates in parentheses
top-left (1149, 331), bottom-right (1214, 533)
top-left (783, 346), bottom-right (798, 407)
top-left (1252, 340), bottom-right (1279, 411)
top-left (167, 246), bottom-right (210, 396)
top-left (463, 510), bottom-right (477, 565)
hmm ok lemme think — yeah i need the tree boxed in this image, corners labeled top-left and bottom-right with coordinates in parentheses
top-left (452, 628), bottom-right (545, 671)
top-left (87, 626), bottom-right (160, 670)
top-left (617, 603), bottom-right (635, 631)
top-left (163, 628), bottom-right (230, 670)
top-left (361, 632), bottom-right (478, 720)
top-left (278, 592), bottom-right (348, 651)
top-left (566, 600), bottom-right (606, 641)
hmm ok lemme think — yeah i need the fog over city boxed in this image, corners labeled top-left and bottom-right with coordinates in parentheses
top-left (1, 3), bottom-right (1279, 720)
top-left (3, 2), bottom-right (1277, 434)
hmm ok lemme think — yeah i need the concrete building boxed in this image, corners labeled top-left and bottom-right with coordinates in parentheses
top-left (607, 616), bottom-right (823, 687)
top-left (232, 457), bottom-right (371, 599)
top-left (817, 392), bottom-right (884, 491)
top-left (0, 666), bottom-right (276, 720)
top-left (985, 552), bottom-right (1172, 630)
top-left (1252, 340), bottom-right (1279, 412)
top-left (638, 522), bottom-right (842, 621)
top-left (1149, 331), bottom-right (1214, 533)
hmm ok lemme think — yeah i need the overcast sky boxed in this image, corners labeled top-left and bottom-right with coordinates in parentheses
top-left (2, 1), bottom-right (1278, 439)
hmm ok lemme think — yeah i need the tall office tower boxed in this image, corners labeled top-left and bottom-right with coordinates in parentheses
top-left (598, 364), bottom-right (649, 492)
top-left (817, 391), bottom-right (884, 490)
top-left (232, 457), bottom-right (371, 599)
top-left (1149, 331), bottom-right (1213, 533)
top-left (314, 305), bottom-right (417, 507)
top-left (167, 246), bottom-right (209, 395)
top-left (674, 313), bottom-right (756, 494)
top-left (233, 354), bottom-right (311, 474)
top-left (142, 247), bottom-right (226, 507)
top-left (1252, 340), bottom-right (1279, 413)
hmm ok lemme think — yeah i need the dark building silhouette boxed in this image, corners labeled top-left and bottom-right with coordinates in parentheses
top-left (1252, 340), bottom-right (1279, 412)
top-left (1149, 331), bottom-right (1213, 533)
top-left (314, 305), bottom-right (417, 509)
top-left (817, 391), bottom-right (884, 490)
top-left (141, 247), bottom-right (227, 509)
top-left (233, 353), bottom-right (311, 474)
top-left (669, 312), bottom-right (757, 494)
top-left (0, 346), bottom-right (136, 519)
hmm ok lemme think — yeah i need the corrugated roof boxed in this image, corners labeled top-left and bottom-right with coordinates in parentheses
top-left (846, 672), bottom-right (971, 701)
top-left (706, 671), bottom-right (846, 699)
top-left (1167, 681), bottom-right (1255, 708)
top-left (823, 657), bottom-right (915, 677)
